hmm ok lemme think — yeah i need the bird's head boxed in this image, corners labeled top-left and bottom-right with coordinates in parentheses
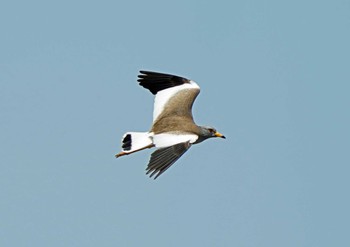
top-left (198, 126), bottom-right (226, 142)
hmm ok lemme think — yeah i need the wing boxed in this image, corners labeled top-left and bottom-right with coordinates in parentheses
top-left (146, 141), bottom-right (191, 179)
top-left (138, 71), bottom-right (191, 95)
top-left (137, 71), bottom-right (200, 122)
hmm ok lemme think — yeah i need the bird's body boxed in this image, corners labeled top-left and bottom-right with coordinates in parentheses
top-left (116, 71), bottom-right (225, 179)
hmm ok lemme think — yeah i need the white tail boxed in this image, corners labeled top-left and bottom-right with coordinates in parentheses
top-left (118, 132), bottom-right (153, 155)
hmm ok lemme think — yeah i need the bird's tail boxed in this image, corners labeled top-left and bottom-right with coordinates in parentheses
top-left (115, 132), bottom-right (154, 158)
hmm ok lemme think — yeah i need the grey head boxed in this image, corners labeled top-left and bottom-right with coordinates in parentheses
top-left (195, 126), bottom-right (226, 144)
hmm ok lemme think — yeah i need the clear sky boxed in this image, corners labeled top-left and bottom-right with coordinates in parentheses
top-left (1, 0), bottom-right (349, 246)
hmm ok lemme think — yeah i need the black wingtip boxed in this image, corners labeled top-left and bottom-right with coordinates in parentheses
top-left (145, 168), bottom-right (159, 179)
top-left (145, 142), bottom-right (191, 179)
top-left (137, 70), bottom-right (190, 95)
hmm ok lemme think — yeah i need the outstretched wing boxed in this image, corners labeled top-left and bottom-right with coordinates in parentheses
top-left (137, 71), bottom-right (200, 123)
top-left (138, 71), bottom-right (191, 95)
top-left (146, 141), bottom-right (192, 179)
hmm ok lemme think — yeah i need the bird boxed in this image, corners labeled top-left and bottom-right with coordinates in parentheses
top-left (115, 71), bottom-right (225, 179)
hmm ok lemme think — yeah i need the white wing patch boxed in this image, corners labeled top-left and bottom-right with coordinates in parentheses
top-left (153, 80), bottom-right (200, 122)
top-left (152, 133), bottom-right (198, 148)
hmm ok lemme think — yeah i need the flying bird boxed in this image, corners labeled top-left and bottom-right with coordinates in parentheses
top-left (115, 71), bottom-right (225, 179)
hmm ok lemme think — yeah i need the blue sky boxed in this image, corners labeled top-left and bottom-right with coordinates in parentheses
top-left (1, 0), bottom-right (349, 246)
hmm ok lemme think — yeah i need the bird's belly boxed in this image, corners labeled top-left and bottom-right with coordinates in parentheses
top-left (151, 133), bottom-right (198, 148)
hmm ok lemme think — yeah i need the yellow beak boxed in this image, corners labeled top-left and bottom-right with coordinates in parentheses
top-left (215, 132), bottom-right (226, 139)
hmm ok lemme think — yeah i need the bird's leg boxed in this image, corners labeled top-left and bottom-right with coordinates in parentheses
top-left (115, 144), bottom-right (155, 158)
